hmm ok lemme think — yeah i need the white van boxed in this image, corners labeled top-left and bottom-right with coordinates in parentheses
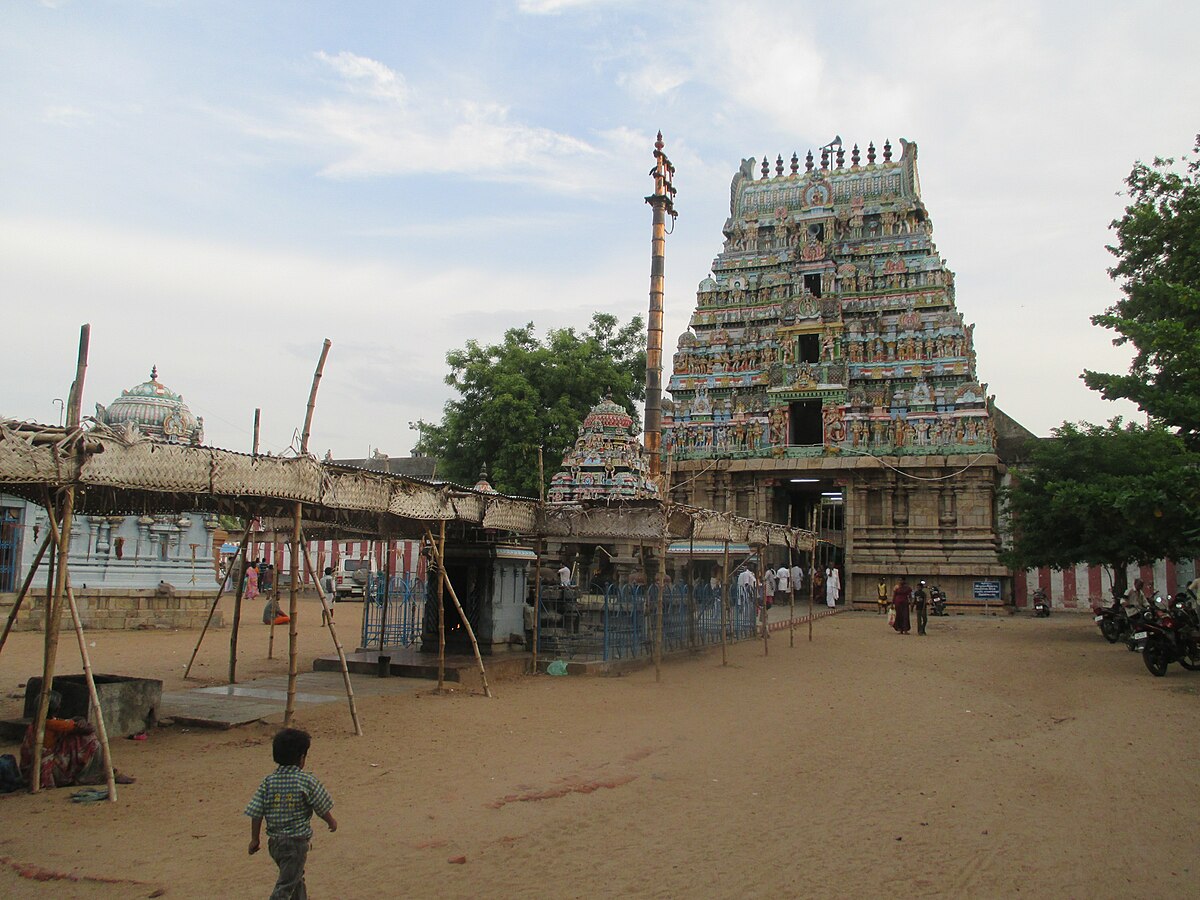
top-left (334, 556), bottom-right (377, 601)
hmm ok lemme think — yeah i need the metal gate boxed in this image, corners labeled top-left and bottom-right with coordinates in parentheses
top-left (360, 573), bottom-right (426, 650)
top-left (0, 509), bottom-right (20, 593)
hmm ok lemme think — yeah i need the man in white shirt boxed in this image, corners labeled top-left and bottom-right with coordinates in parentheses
top-left (558, 563), bottom-right (572, 587)
top-left (791, 563), bottom-right (804, 597)
top-left (775, 564), bottom-right (791, 606)
top-left (736, 564), bottom-right (758, 611)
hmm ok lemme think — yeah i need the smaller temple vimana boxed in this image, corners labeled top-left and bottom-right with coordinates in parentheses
top-left (662, 138), bottom-right (1027, 606)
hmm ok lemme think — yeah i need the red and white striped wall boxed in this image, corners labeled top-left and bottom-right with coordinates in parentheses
top-left (1015, 559), bottom-right (1199, 610)
top-left (243, 537), bottom-right (425, 583)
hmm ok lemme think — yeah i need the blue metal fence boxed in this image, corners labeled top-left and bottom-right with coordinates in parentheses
top-left (360, 573), bottom-right (426, 650)
top-left (538, 580), bottom-right (761, 662)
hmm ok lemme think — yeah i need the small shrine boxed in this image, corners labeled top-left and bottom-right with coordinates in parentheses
top-left (5, 368), bottom-right (221, 627)
top-left (547, 395), bottom-right (658, 503)
top-left (95, 366), bottom-right (205, 445)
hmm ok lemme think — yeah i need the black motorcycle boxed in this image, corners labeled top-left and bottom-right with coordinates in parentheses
top-left (930, 586), bottom-right (949, 616)
top-left (1137, 592), bottom-right (1200, 676)
top-left (1093, 600), bottom-right (1129, 644)
top-left (1032, 588), bottom-right (1050, 617)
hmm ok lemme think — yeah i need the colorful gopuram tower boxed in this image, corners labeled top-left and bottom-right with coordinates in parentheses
top-left (548, 394), bottom-right (659, 503)
top-left (664, 138), bottom-right (1022, 606)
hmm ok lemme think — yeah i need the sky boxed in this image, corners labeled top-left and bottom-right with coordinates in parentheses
top-left (2, 0), bottom-right (1197, 459)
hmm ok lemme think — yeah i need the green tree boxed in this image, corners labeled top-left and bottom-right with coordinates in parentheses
top-left (1083, 135), bottom-right (1200, 448)
top-left (414, 313), bottom-right (646, 496)
top-left (1001, 420), bottom-right (1200, 600)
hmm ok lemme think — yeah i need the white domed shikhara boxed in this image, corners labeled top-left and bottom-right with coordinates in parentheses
top-left (95, 366), bottom-right (204, 445)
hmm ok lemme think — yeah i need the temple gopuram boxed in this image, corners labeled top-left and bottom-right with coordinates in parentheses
top-left (663, 138), bottom-right (1030, 607)
top-left (548, 394), bottom-right (659, 503)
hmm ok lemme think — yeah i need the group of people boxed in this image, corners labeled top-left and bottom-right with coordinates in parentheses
top-left (879, 575), bottom-right (929, 636)
top-left (734, 562), bottom-right (842, 609)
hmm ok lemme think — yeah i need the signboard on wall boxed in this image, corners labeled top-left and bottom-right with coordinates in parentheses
top-left (973, 580), bottom-right (1002, 601)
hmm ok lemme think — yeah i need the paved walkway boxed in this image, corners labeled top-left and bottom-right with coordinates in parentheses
top-left (160, 670), bottom-right (429, 729)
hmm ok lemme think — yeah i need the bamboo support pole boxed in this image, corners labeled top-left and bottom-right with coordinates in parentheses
top-left (533, 446), bottom-right (543, 673)
top-left (720, 539), bottom-right (729, 667)
top-left (268, 562), bottom-right (278, 660)
top-left (789, 539), bottom-right (796, 649)
top-left (759, 543), bottom-right (769, 656)
top-left (379, 543), bottom-right (391, 651)
top-left (691, 532), bottom-right (700, 652)
top-left (228, 555), bottom-right (248, 684)
top-left (31, 323), bottom-right (88, 793)
top-left (0, 531), bottom-right (52, 658)
top-left (437, 521), bottom-right (446, 691)
top-left (424, 526), bottom-right (492, 698)
top-left (42, 507), bottom-right (117, 801)
top-left (184, 523), bottom-right (251, 679)
top-left (299, 537), bottom-right (362, 735)
top-left (809, 508), bottom-right (817, 643)
top-left (285, 339), bottom-right (331, 727)
top-left (284, 503), bottom-right (301, 726)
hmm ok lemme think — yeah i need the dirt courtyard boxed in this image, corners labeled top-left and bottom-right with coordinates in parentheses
top-left (0, 599), bottom-right (1196, 899)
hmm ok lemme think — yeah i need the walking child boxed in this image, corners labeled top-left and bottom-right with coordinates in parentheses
top-left (246, 728), bottom-right (337, 900)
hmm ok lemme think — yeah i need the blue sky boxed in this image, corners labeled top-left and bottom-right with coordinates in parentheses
top-left (2, 0), bottom-right (1197, 457)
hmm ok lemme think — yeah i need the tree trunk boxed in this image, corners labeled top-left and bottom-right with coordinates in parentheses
top-left (1110, 564), bottom-right (1128, 603)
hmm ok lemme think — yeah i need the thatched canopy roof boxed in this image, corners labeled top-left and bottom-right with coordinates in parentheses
top-left (0, 420), bottom-right (816, 549)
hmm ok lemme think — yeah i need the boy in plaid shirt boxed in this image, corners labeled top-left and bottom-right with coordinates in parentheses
top-left (246, 728), bottom-right (337, 900)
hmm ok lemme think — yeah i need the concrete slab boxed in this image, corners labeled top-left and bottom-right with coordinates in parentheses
top-left (160, 671), bottom-right (431, 729)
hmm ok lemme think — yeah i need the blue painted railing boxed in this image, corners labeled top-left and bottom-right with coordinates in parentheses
top-left (360, 574), bottom-right (426, 650)
top-left (537, 580), bottom-right (761, 662)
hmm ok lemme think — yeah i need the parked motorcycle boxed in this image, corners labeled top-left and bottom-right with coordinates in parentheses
top-left (1138, 592), bottom-right (1200, 676)
top-left (930, 586), bottom-right (949, 616)
top-left (1032, 588), bottom-right (1050, 617)
top-left (1093, 600), bottom-right (1130, 644)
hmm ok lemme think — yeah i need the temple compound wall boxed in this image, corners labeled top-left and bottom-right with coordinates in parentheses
top-left (663, 139), bottom-right (1022, 608)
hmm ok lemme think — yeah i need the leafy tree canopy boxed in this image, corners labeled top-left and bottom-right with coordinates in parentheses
top-left (1001, 420), bottom-right (1200, 598)
top-left (1083, 135), bottom-right (1200, 448)
top-left (413, 313), bottom-right (646, 497)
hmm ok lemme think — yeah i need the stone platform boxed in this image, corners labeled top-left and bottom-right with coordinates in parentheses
top-left (159, 671), bottom-right (428, 729)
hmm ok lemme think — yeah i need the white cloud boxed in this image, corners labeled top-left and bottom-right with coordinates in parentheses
top-left (251, 50), bottom-right (639, 195)
top-left (40, 105), bottom-right (93, 126)
top-left (516, 0), bottom-right (625, 14)
top-left (314, 50), bottom-right (408, 103)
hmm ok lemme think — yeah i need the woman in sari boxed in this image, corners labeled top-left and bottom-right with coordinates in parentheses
top-left (19, 692), bottom-right (133, 788)
top-left (891, 576), bottom-right (913, 634)
top-left (244, 562), bottom-right (260, 601)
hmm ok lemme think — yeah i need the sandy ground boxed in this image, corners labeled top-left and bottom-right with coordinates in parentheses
top-left (0, 597), bottom-right (1197, 899)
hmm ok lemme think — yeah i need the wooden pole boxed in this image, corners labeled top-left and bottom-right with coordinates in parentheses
top-left (379, 541), bottom-right (391, 651)
top-left (653, 461), bottom-right (672, 683)
top-left (228, 547), bottom-right (249, 683)
top-left (687, 529), bottom-right (696, 649)
top-left (759, 543), bottom-right (769, 657)
top-left (437, 520), bottom-right (446, 691)
top-left (809, 507), bottom-right (817, 643)
top-left (268, 555), bottom-right (278, 660)
top-left (300, 537), bottom-right (362, 735)
top-left (720, 538), bottom-right (729, 667)
top-left (0, 531), bottom-right (52, 658)
top-left (31, 323), bottom-right (88, 793)
top-left (254, 408), bottom-right (280, 660)
top-left (533, 446), bottom-right (544, 673)
top-left (185, 523), bottom-right (251, 679)
top-left (789, 538), bottom-right (796, 649)
top-left (42, 506), bottom-right (118, 801)
top-left (284, 504), bottom-right (301, 726)
top-left (424, 526), bottom-right (492, 698)
top-left (285, 339), bottom-right (332, 727)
